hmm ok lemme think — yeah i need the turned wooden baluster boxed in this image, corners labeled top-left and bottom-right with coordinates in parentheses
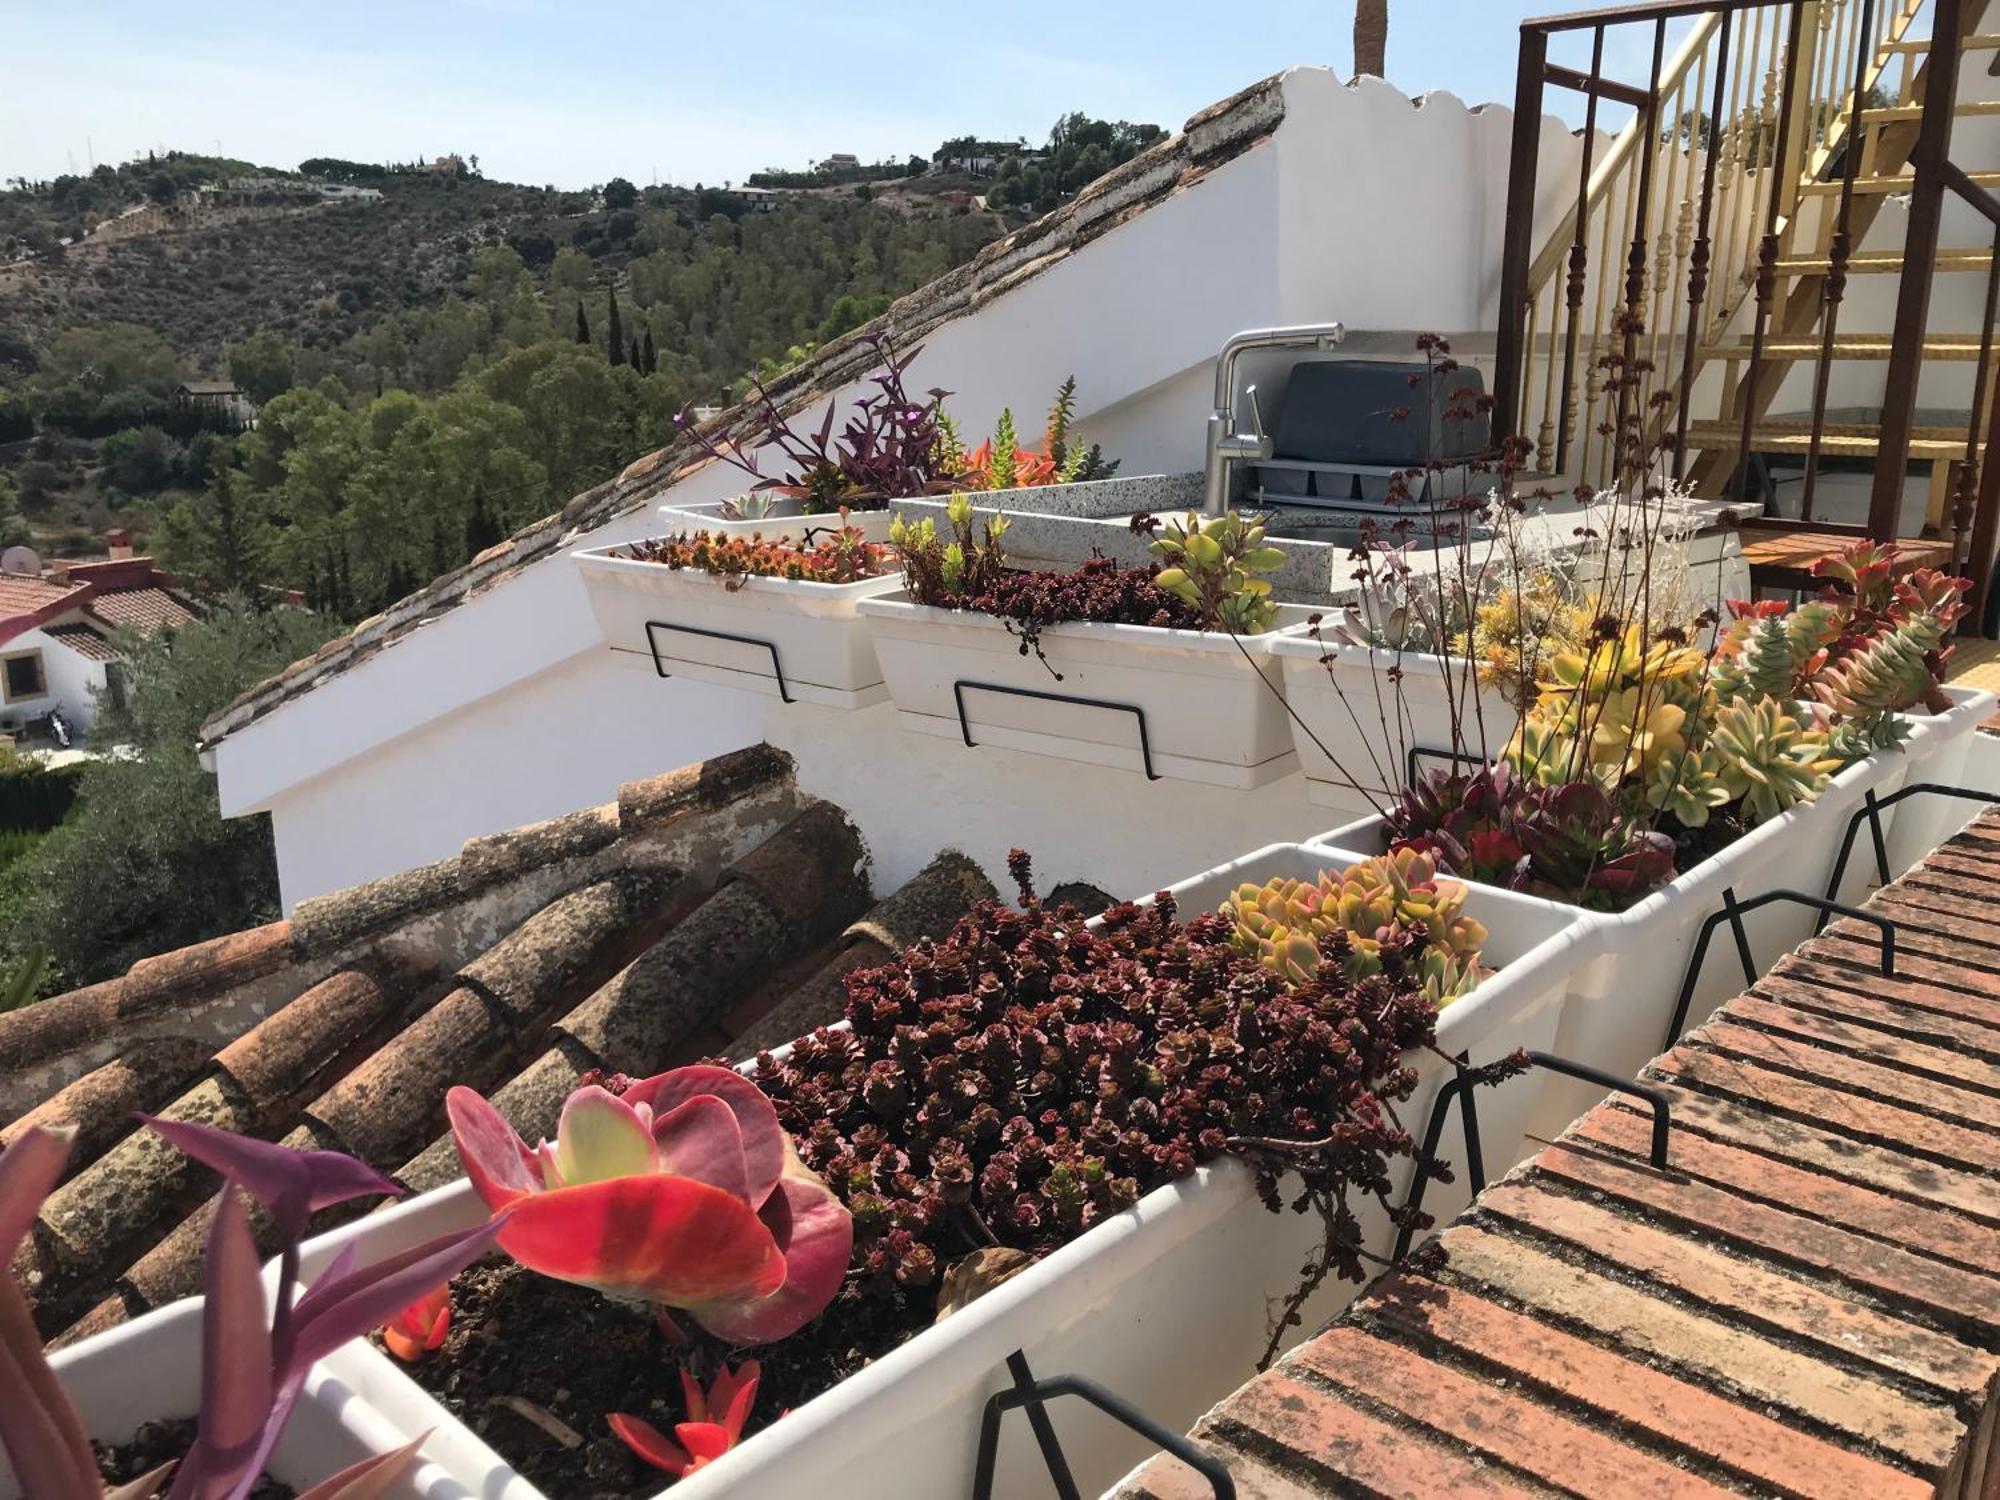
top-left (1555, 25), bottom-right (1607, 477)
top-left (1617, 18), bottom-right (1669, 485)
top-left (1800, 0), bottom-right (1877, 521)
top-left (1676, 10), bottom-right (1735, 482)
top-left (1734, 3), bottom-right (1809, 507)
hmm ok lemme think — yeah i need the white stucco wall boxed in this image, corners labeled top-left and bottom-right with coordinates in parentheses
top-left (0, 621), bottom-right (108, 736)
top-left (213, 67), bottom-right (1596, 909)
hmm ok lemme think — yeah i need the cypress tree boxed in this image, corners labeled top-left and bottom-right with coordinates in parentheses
top-left (641, 327), bottom-right (657, 374)
top-left (629, 337), bottom-right (641, 370)
top-left (574, 301), bottom-right (590, 345)
top-left (606, 289), bottom-right (625, 365)
top-left (465, 487), bottom-right (502, 554)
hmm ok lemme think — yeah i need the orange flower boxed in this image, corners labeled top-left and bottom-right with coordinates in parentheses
top-left (381, 1283), bottom-right (451, 1361)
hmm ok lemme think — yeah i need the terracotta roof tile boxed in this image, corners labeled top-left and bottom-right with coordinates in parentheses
top-left (193, 75), bottom-right (1294, 753)
top-left (85, 586), bottom-right (198, 633)
top-left (0, 573), bottom-right (85, 617)
top-left (1112, 812), bottom-right (2000, 1498)
top-left (0, 1040), bottom-right (212, 1171)
top-left (41, 622), bottom-right (119, 661)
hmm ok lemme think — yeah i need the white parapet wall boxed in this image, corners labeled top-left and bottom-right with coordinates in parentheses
top-left (209, 67), bottom-right (1590, 910)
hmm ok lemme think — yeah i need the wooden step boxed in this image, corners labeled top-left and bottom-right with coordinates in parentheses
top-left (1880, 32), bottom-right (2000, 50)
top-left (1697, 333), bottom-right (1991, 361)
top-left (1685, 419), bottom-right (1978, 459)
top-left (1798, 170), bottom-right (2000, 195)
top-left (1771, 248), bottom-right (1994, 274)
top-left (1860, 99), bottom-right (2000, 122)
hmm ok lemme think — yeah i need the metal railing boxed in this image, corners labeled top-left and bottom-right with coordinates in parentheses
top-left (1493, 0), bottom-right (1995, 583)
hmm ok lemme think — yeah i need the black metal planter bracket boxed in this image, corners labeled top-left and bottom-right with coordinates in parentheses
top-left (1667, 887), bottom-right (1895, 1053)
top-left (953, 680), bottom-right (1161, 780)
top-left (1391, 1050), bottom-right (1672, 1261)
top-left (974, 1350), bottom-right (1237, 1500)
top-left (644, 619), bottom-right (795, 703)
top-left (1819, 782), bottom-right (2000, 926)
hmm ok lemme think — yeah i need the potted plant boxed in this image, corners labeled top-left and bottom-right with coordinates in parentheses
top-left (274, 846), bottom-right (1591, 1499)
top-left (574, 525), bottom-right (903, 708)
top-left (1306, 535), bottom-right (1987, 1135)
top-left (0, 1119), bottom-right (502, 1500)
top-left (664, 370), bottom-right (1120, 545)
top-left (857, 499), bottom-right (1310, 786)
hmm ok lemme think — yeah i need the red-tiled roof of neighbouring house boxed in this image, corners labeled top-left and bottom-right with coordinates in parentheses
top-left (1113, 809), bottom-right (2000, 1500)
top-left (0, 741), bottom-right (997, 1352)
top-left (41, 622), bottom-right (120, 662)
top-left (0, 573), bottom-right (86, 618)
top-left (85, 585), bottom-right (199, 633)
top-left (192, 73), bottom-right (1292, 754)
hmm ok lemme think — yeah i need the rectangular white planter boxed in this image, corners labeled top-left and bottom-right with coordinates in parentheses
top-left (1879, 685), bottom-right (1997, 874)
top-left (285, 845), bottom-right (1591, 1500)
top-left (856, 590), bottom-right (1308, 787)
top-left (1306, 729), bottom-right (1965, 1139)
top-left (0, 1292), bottom-right (469, 1500)
top-left (1266, 632), bottom-right (1522, 810)
top-left (574, 542), bottom-right (902, 709)
top-left (657, 496), bottom-right (898, 545)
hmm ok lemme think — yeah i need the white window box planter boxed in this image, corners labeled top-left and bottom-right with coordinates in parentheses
top-left (855, 590), bottom-right (1310, 787)
top-left (1265, 633), bottom-right (1523, 810)
top-left (573, 542), bottom-right (902, 709)
top-left (657, 496), bottom-right (898, 545)
top-left (1, 1292), bottom-right (468, 1500)
top-left (1880, 685), bottom-right (1997, 873)
top-left (1306, 725), bottom-right (1966, 1140)
top-left (284, 845), bottom-right (1590, 1500)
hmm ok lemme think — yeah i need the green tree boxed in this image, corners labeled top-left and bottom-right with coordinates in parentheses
top-left (6, 600), bottom-right (337, 991)
top-left (606, 288), bottom-right (625, 365)
top-left (227, 329), bottom-right (297, 404)
top-left (602, 176), bottom-right (639, 211)
top-left (99, 424), bottom-right (179, 493)
top-left (0, 473), bottom-right (27, 549)
top-left (575, 301), bottom-right (591, 345)
top-left (154, 466), bottom-right (273, 595)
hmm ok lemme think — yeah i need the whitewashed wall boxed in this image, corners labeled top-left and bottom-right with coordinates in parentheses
top-left (213, 67), bottom-right (1592, 909)
top-left (0, 622), bottom-right (108, 736)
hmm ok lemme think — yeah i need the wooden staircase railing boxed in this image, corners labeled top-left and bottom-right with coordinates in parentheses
top-left (1493, 0), bottom-right (1999, 615)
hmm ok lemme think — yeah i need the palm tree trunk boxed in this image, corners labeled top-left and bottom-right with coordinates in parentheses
top-left (1353, 0), bottom-right (1388, 78)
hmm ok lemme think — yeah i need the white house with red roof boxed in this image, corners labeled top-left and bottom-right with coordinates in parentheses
top-left (0, 530), bottom-right (200, 740)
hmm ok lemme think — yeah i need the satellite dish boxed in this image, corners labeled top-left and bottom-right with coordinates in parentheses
top-left (0, 547), bottom-right (42, 577)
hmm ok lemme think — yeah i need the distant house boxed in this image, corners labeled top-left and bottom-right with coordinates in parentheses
top-left (425, 155), bottom-right (467, 177)
top-left (816, 153), bottom-right (861, 173)
top-left (0, 535), bottom-right (201, 740)
top-left (316, 184), bottom-right (384, 203)
top-left (174, 380), bottom-right (256, 431)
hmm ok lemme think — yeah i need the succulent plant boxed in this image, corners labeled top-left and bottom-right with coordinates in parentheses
top-left (611, 1360), bottom-right (762, 1479)
top-left (1640, 743), bottom-right (1733, 828)
top-left (1146, 510), bottom-right (1287, 634)
top-left (624, 525), bottom-right (889, 589)
top-left (1224, 849), bottom-right (1487, 1006)
top-left (380, 1283), bottom-right (451, 1362)
top-left (447, 1065), bottom-right (853, 1344)
top-left (750, 850), bottom-right (1441, 1316)
top-left (1708, 696), bottom-right (1839, 824)
top-left (716, 492), bottom-right (783, 523)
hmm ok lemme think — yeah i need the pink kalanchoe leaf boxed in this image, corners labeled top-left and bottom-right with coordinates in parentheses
top-left (652, 1096), bottom-right (750, 1203)
top-left (181, 1186), bottom-right (276, 1500)
top-left (141, 1114), bottom-right (401, 1237)
top-left (674, 1423), bottom-right (734, 1467)
top-left (710, 1359), bottom-right (761, 1441)
top-left (688, 1154), bottom-right (852, 1345)
top-left (606, 1414), bottom-right (695, 1478)
top-left (445, 1086), bottom-right (541, 1211)
top-left (625, 1066), bottom-right (784, 1208)
top-left (497, 1175), bottom-right (784, 1307)
top-left (553, 1086), bottom-right (658, 1187)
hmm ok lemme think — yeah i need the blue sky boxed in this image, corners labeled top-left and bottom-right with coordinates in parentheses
top-left (0, 2), bottom-right (1677, 188)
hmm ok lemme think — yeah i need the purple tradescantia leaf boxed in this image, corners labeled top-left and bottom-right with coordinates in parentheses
top-left (0, 1126), bottom-right (101, 1500)
top-left (291, 1434), bottom-right (427, 1500)
top-left (141, 1116), bottom-right (402, 1238)
top-left (288, 1214), bottom-right (506, 1370)
top-left (170, 1187), bottom-right (275, 1500)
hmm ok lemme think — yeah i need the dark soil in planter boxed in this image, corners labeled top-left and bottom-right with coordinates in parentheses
top-left (95, 1417), bottom-right (294, 1498)
top-left (394, 1260), bottom-right (933, 1498)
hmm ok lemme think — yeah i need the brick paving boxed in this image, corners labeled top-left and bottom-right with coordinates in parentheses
top-left (1113, 809), bottom-right (2000, 1499)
